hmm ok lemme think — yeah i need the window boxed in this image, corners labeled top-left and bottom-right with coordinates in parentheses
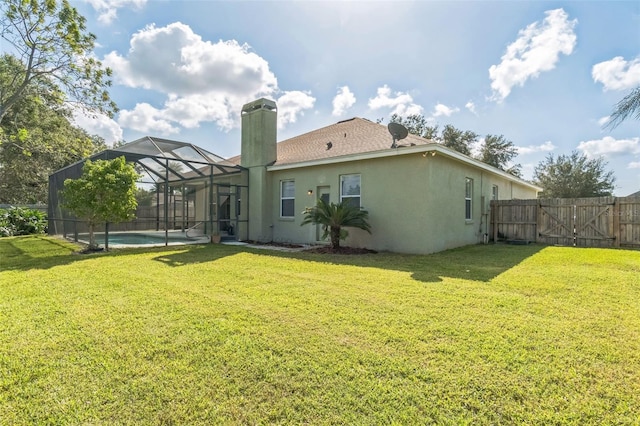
top-left (280, 180), bottom-right (295, 218)
top-left (465, 178), bottom-right (473, 220)
top-left (340, 174), bottom-right (361, 208)
top-left (492, 185), bottom-right (499, 201)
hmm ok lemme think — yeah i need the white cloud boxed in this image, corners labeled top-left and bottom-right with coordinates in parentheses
top-left (489, 8), bottom-right (577, 102)
top-left (276, 91), bottom-right (316, 129)
top-left (104, 23), bottom-right (277, 96)
top-left (465, 101), bottom-right (477, 115)
top-left (592, 56), bottom-right (640, 91)
top-left (470, 138), bottom-right (484, 158)
top-left (597, 116), bottom-right (610, 127)
top-left (118, 103), bottom-right (180, 135)
top-left (577, 136), bottom-right (640, 158)
top-left (628, 161), bottom-right (640, 169)
top-left (432, 103), bottom-right (459, 118)
top-left (73, 111), bottom-right (124, 146)
top-left (368, 85), bottom-right (423, 116)
top-left (517, 140), bottom-right (556, 155)
top-left (332, 86), bottom-right (356, 116)
top-left (84, 0), bottom-right (147, 25)
top-left (103, 22), bottom-right (280, 133)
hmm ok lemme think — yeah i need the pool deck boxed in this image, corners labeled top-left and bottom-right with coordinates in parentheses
top-left (74, 230), bottom-right (323, 252)
top-left (75, 230), bottom-right (210, 249)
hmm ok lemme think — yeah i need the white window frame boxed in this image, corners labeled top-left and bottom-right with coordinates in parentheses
top-left (340, 174), bottom-right (361, 208)
top-left (492, 185), bottom-right (499, 201)
top-left (465, 178), bottom-right (473, 221)
top-left (280, 180), bottom-right (295, 218)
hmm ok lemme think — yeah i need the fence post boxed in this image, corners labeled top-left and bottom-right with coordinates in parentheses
top-left (492, 201), bottom-right (499, 242)
top-left (535, 199), bottom-right (542, 244)
top-left (613, 197), bottom-right (620, 248)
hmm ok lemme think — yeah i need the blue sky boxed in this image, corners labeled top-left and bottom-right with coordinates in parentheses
top-left (71, 0), bottom-right (639, 195)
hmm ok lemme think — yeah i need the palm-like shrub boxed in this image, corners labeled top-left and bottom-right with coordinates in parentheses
top-left (301, 198), bottom-right (371, 250)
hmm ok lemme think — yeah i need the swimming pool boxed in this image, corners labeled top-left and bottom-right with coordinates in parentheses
top-left (76, 231), bottom-right (210, 248)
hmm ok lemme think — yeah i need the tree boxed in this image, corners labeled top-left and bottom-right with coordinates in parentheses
top-left (62, 157), bottom-right (139, 250)
top-left (477, 134), bottom-right (522, 177)
top-left (533, 151), bottom-right (615, 198)
top-left (440, 125), bottom-right (477, 156)
top-left (0, 60), bottom-right (100, 203)
top-left (135, 187), bottom-right (155, 207)
top-left (0, 54), bottom-right (107, 204)
top-left (0, 0), bottom-right (117, 121)
top-left (389, 114), bottom-right (439, 140)
top-left (388, 114), bottom-right (523, 171)
top-left (301, 198), bottom-right (371, 250)
top-left (388, 115), bottom-right (478, 156)
top-left (604, 86), bottom-right (640, 129)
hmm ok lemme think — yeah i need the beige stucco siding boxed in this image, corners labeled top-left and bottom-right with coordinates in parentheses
top-left (267, 151), bottom-right (537, 254)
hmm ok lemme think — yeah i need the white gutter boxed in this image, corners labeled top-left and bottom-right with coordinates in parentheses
top-left (267, 143), bottom-right (542, 192)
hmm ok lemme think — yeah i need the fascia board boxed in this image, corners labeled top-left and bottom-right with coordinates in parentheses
top-left (267, 144), bottom-right (543, 192)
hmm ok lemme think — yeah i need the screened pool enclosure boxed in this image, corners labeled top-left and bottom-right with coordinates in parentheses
top-left (48, 137), bottom-right (248, 247)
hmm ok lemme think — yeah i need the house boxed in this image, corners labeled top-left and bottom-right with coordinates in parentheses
top-left (228, 98), bottom-right (539, 254)
top-left (49, 98), bottom-right (541, 254)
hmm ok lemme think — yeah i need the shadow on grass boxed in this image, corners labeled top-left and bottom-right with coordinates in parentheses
top-left (1, 235), bottom-right (544, 283)
top-left (151, 244), bottom-right (238, 267)
top-left (0, 235), bottom-right (218, 272)
top-left (0, 235), bottom-right (84, 272)
top-left (296, 243), bottom-right (545, 283)
top-left (395, 243), bottom-right (545, 283)
top-left (152, 241), bottom-right (545, 283)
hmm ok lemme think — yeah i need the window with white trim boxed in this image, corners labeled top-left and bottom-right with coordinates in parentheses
top-left (340, 174), bottom-right (361, 208)
top-left (280, 180), bottom-right (295, 218)
top-left (492, 185), bottom-right (499, 201)
top-left (465, 178), bottom-right (473, 220)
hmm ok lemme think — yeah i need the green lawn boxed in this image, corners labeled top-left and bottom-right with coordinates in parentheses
top-left (1, 236), bottom-right (639, 424)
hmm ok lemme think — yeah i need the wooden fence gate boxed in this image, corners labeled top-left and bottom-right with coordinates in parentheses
top-left (491, 197), bottom-right (640, 249)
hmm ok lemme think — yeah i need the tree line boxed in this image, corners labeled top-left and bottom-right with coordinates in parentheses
top-left (387, 114), bottom-right (523, 177)
top-left (0, 0), bottom-right (116, 204)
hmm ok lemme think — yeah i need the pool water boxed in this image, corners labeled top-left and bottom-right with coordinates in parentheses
top-left (77, 231), bottom-right (208, 247)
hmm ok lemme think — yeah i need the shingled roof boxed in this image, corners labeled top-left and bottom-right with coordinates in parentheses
top-left (227, 115), bottom-right (541, 191)
top-left (273, 117), bottom-right (429, 166)
top-left (227, 117), bottom-right (431, 166)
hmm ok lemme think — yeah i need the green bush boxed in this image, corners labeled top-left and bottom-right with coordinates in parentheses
top-left (0, 207), bottom-right (47, 237)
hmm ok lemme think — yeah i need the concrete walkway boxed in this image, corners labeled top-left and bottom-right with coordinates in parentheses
top-left (222, 241), bottom-right (318, 252)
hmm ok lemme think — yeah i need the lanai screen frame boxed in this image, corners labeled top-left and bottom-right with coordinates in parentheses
top-left (48, 136), bottom-right (247, 246)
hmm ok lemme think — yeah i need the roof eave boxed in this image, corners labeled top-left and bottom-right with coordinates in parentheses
top-left (267, 143), bottom-right (543, 192)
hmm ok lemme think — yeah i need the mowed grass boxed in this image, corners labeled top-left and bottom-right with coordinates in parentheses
top-left (1, 236), bottom-right (639, 424)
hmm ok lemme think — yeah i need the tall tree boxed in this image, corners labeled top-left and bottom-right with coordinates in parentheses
top-left (301, 198), bottom-right (371, 250)
top-left (0, 56), bottom-right (99, 203)
top-left (533, 151), bottom-right (615, 198)
top-left (477, 134), bottom-right (522, 177)
top-left (62, 157), bottom-right (139, 250)
top-left (388, 115), bottom-right (478, 156)
top-left (388, 114), bottom-right (525, 173)
top-left (440, 125), bottom-right (477, 156)
top-left (0, 0), bottom-right (117, 121)
top-left (604, 86), bottom-right (640, 129)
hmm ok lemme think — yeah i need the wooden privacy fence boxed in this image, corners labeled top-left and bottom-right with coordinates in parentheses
top-left (490, 197), bottom-right (640, 249)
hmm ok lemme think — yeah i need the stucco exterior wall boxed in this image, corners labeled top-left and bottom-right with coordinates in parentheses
top-left (267, 151), bottom-right (537, 254)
